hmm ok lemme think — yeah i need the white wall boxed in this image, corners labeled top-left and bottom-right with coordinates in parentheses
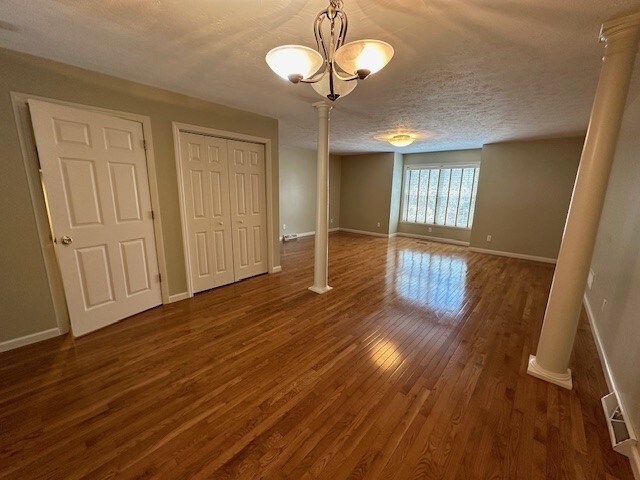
top-left (586, 88), bottom-right (640, 446)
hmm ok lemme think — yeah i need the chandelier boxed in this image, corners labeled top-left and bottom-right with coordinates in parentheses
top-left (265, 0), bottom-right (394, 101)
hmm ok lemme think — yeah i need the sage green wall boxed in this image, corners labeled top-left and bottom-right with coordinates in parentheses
top-left (398, 223), bottom-right (474, 243)
top-left (340, 153), bottom-right (396, 235)
top-left (469, 137), bottom-right (583, 259)
top-left (329, 155), bottom-right (341, 230)
top-left (399, 149), bottom-right (482, 243)
top-left (279, 146), bottom-right (340, 236)
top-left (586, 90), bottom-right (640, 439)
top-left (279, 147), bottom-right (316, 236)
top-left (0, 48), bottom-right (279, 342)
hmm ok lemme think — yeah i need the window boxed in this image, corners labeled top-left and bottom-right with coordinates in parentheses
top-left (401, 165), bottom-right (480, 228)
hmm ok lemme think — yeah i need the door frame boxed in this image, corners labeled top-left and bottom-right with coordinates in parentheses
top-left (172, 122), bottom-right (276, 298)
top-left (11, 92), bottom-right (171, 334)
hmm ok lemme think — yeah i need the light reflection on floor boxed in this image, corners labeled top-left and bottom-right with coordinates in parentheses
top-left (390, 244), bottom-right (469, 314)
top-left (370, 339), bottom-right (403, 371)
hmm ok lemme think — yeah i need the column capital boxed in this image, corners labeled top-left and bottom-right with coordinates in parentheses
top-left (312, 101), bottom-right (333, 112)
top-left (600, 6), bottom-right (640, 53)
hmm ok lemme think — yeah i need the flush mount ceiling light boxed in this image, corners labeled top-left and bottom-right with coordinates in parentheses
top-left (388, 134), bottom-right (416, 147)
top-left (265, 0), bottom-right (394, 101)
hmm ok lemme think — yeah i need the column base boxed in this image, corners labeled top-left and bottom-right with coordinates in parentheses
top-left (308, 285), bottom-right (333, 295)
top-left (527, 355), bottom-right (573, 389)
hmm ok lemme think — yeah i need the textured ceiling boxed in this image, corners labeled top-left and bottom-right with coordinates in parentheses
top-left (0, 0), bottom-right (638, 154)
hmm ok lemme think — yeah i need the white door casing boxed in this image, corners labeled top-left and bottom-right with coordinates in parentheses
top-left (179, 132), bottom-right (235, 292)
top-left (228, 140), bottom-right (268, 281)
top-left (29, 99), bottom-right (162, 336)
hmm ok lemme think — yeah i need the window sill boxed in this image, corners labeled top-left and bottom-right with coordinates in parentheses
top-left (399, 222), bottom-right (471, 231)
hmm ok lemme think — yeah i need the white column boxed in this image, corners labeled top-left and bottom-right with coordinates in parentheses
top-left (528, 8), bottom-right (640, 389)
top-left (309, 101), bottom-right (333, 294)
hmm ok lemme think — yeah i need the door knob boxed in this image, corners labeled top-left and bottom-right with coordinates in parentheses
top-left (218, 221), bottom-right (224, 226)
top-left (238, 220), bottom-right (244, 224)
top-left (61, 236), bottom-right (73, 245)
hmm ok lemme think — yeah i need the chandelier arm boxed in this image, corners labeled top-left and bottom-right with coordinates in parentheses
top-left (335, 10), bottom-right (348, 50)
top-left (299, 68), bottom-right (330, 84)
top-left (332, 70), bottom-right (359, 82)
top-left (314, 10), bottom-right (330, 62)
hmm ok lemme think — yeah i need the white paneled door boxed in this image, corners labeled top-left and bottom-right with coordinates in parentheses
top-left (29, 100), bottom-right (162, 337)
top-left (178, 133), bottom-right (267, 292)
top-left (179, 133), bottom-right (235, 292)
top-left (228, 140), bottom-right (268, 281)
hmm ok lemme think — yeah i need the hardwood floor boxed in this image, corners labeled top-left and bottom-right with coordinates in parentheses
top-left (0, 233), bottom-right (634, 479)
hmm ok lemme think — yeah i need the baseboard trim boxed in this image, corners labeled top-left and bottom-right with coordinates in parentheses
top-left (396, 232), bottom-right (470, 247)
top-left (271, 266), bottom-right (282, 273)
top-left (584, 294), bottom-right (639, 475)
top-left (279, 228), bottom-right (340, 241)
top-left (0, 328), bottom-right (61, 353)
top-left (339, 228), bottom-right (390, 238)
top-left (585, 295), bottom-right (638, 430)
top-left (584, 295), bottom-right (615, 392)
top-left (631, 445), bottom-right (640, 479)
top-left (168, 292), bottom-right (190, 303)
top-left (469, 247), bottom-right (557, 264)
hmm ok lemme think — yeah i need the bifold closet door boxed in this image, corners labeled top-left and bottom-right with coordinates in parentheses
top-left (179, 132), bottom-right (235, 293)
top-left (228, 140), bottom-right (268, 281)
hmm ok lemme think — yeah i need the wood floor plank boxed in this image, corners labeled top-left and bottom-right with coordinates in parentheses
top-left (0, 233), bottom-right (634, 479)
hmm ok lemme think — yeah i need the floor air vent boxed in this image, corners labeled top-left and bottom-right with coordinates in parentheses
top-left (283, 234), bottom-right (298, 242)
top-left (602, 392), bottom-right (637, 457)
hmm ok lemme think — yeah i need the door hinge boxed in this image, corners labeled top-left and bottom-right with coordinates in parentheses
top-left (151, 210), bottom-right (155, 220)
top-left (157, 273), bottom-right (162, 283)
top-left (143, 140), bottom-right (148, 151)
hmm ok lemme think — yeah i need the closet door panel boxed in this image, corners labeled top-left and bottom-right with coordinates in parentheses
top-left (228, 140), bottom-right (268, 281)
top-left (179, 132), bottom-right (234, 292)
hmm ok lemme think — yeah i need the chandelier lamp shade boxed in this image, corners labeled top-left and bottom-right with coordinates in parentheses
top-left (265, 0), bottom-right (394, 101)
top-left (388, 134), bottom-right (416, 147)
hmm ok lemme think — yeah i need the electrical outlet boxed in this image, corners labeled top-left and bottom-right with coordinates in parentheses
top-left (377, 222), bottom-right (381, 228)
top-left (486, 235), bottom-right (492, 242)
top-left (330, 218), bottom-right (333, 224)
top-left (428, 227), bottom-right (432, 233)
top-left (601, 299), bottom-right (607, 312)
top-left (587, 269), bottom-right (595, 289)
top-left (283, 224), bottom-right (286, 230)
